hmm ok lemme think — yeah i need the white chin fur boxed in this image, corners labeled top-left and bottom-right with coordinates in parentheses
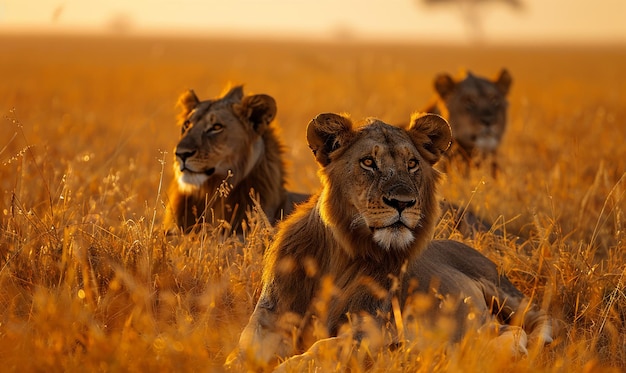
top-left (178, 172), bottom-right (209, 192)
top-left (372, 227), bottom-right (414, 251)
top-left (475, 137), bottom-right (499, 152)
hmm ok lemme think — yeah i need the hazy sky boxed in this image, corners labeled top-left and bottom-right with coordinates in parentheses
top-left (1, 0), bottom-right (625, 44)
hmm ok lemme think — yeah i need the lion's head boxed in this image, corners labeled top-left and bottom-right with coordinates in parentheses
top-left (433, 69), bottom-right (511, 157)
top-left (307, 112), bottom-right (451, 260)
top-left (174, 85), bottom-right (276, 191)
top-left (165, 86), bottom-right (306, 233)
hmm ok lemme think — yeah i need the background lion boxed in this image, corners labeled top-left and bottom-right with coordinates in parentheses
top-left (427, 69), bottom-right (512, 175)
top-left (164, 86), bottom-right (308, 233)
top-left (227, 112), bottom-right (551, 371)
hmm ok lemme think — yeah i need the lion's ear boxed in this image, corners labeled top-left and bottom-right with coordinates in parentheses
top-left (434, 73), bottom-right (456, 99)
top-left (306, 113), bottom-right (353, 167)
top-left (223, 85), bottom-right (245, 103)
top-left (238, 94), bottom-right (277, 133)
top-left (495, 68), bottom-right (512, 95)
top-left (408, 113), bottom-right (451, 165)
top-left (177, 89), bottom-right (200, 118)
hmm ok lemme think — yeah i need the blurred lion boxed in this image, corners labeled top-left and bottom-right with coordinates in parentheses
top-left (226, 112), bottom-right (551, 371)
top-left (426, 69), bottom-right (512, 175)
top-left (164, 86), bottom-right (308, 233)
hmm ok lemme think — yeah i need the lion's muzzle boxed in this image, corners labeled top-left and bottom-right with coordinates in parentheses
top-left (175, 149), bottom-right (196, 171)
top-left (177, 167), bottom-right (216, 190)
top-left (382, 196), bottom-right (416, 214)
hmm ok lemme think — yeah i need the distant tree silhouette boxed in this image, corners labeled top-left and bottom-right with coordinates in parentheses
top-left (51, 5), bottom-right (64, 22)
top-left (421, 0), bottom-right (524, 43)
top-left (106, 13), bottom-right (134, 35)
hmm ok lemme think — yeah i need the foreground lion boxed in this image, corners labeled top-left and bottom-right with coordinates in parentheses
top-left (226, 112), bottom-right (551, 371)
top-left (164, 86), bottom-right (308, 233)
top-left (426, 69), bottom-right (512, 174)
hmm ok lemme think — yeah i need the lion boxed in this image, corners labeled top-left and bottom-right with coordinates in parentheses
top-left (164, 86), bottom-right (308, 233)
top-left (426, 69), bottom-right (512, 175)
top-left (226, 112), bottom-right (551, 371)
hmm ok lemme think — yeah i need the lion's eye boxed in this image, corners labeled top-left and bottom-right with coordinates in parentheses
top-left (408, 159), bottom-right (419, 172)
top-left (205, 123), bottom-right (224, 135)
top-left (360, 157), bottom-right (377, 170)
top-left (181, 120), bottom-right (191, 134)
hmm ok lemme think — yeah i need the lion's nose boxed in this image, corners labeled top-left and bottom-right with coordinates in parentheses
top-left (480, 110), bottom-right (496, 126)
top-left (176, 150), bottom-right (196, 163)
top-left (383, 196), bottom-right (416, 213)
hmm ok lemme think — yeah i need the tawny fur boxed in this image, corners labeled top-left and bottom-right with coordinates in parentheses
top-left (164, 86), bottom-right (308, 233)
top-left (226, 112), bottom-right (551, 371)
top-left (426, 69), bottom-right (512, 175)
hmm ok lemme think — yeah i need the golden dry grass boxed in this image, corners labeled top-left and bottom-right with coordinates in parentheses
top-left (0, 35), bottom-right (624, 372)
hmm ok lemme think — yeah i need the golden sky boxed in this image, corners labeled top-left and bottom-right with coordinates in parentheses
top-left (1, 0), bottom-right (625, 44)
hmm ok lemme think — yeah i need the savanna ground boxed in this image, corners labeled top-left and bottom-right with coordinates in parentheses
top-left (0, 35), bottom-right (624, 372)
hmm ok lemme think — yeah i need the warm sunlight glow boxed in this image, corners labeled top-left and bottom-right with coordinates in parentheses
top-left (1, 0), bottom-right (625, 44)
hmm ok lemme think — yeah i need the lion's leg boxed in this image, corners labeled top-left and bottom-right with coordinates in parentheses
top-left (480, 323), bottom-right (529, 358)
top-left (273, 320), bottom-right (390, 373)
top-left (514, 299), bottom-right (553, 346)
top-left (501, 297), bottom-right (552, 346)
top-left (225, 303), bottom-right (301, 371)
top-left (272, 334), bottom-right (355, 373)
top-left (481, 279), bottom-right (553, 347)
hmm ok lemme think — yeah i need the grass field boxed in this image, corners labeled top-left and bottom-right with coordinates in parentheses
top-left (0, 35), bottom-right (625, 372)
